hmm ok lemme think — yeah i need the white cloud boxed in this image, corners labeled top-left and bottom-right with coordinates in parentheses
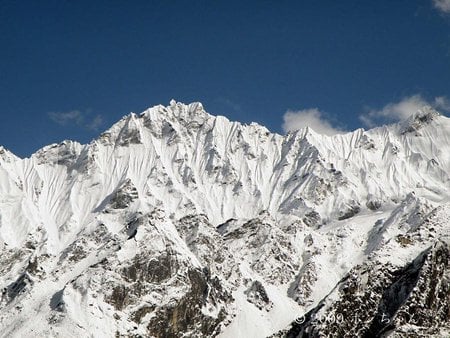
top-left (433, 0), bottom-right (450, 14)
top-left (359, 95), bottom-right (450, 128)
top-left (359, 95), bottom-right (427, 128)
top-left (282, 108), bottom-right (344, 136)
top-left (48, 110), bottom-right (84, 126)
top-left (434, 96), bottom-right (450, 111)
top-left (86, 115), bottom-right (104, 131)
top-left (48, 110), bottom-right (104, 131)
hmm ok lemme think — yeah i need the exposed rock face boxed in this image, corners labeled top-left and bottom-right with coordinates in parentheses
top-left (281, 226), bottom-right (450, 337)
top-left (337, 203), bottom-right (361, 220)
top-left (109, 179), bottom-right (139, 210)
top-left (244, 280), bottom-right (273, 311)
top-left (282, 241), bottom-right (450, 337)
top-left (145, 268), bottom-right (231, 338)
top-left (0, 102), bottom-right (449, 337)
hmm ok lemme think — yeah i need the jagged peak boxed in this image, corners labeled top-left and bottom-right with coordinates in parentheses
top-left (0, 145), bottom-right (8, 155)
top-left (134, 101), bottom-right (213, 131)
top-left (31, 140), bottom-right (84, 166)
top-left (411, 105), bottom-right (440, 119)
top-left (144, 100), bottom-right (209, 119)
top-left (400, 106), bottom-right (442, 135)
top-left (0, 145), bottom-right (19, 163)
top-left (33, 140), bottom-right (82, 154)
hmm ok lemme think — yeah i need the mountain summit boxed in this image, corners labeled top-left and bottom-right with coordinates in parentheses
top-left (0, 102), bottom-right (449, 337)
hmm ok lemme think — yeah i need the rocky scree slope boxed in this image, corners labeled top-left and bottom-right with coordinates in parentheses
top-left (0, 101), bottom-right (448, 337)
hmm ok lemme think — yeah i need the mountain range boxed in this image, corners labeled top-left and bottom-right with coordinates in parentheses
top-left (0, 100), bottom-right (448, 337)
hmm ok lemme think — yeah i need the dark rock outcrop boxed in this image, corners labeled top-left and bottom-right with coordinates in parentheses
top-left (283, 240), bottom-right (450, 338)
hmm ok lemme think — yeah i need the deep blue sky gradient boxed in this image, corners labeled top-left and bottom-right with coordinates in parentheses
top-left (1, 0), bottom-right (449, 157)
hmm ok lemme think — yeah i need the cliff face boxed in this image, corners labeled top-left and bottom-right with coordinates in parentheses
top-left (0, 102), bottom-right (449, 337)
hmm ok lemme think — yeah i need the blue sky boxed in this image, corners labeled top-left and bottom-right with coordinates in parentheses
top-left (1, 0), bottom-right (449, 157)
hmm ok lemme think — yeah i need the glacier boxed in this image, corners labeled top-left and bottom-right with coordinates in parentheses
top-left (0, 101), bottom-right (448, 337)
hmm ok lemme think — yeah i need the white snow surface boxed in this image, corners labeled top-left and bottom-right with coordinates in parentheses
top-left (0, 102), bottom-right (448, 337)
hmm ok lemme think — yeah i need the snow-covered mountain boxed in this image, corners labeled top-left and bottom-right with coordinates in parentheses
top-left (0, 100), bottom-right (448, 337)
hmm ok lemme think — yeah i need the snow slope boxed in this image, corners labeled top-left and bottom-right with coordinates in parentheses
top-left (0, 101), bottom-right (448, 337)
